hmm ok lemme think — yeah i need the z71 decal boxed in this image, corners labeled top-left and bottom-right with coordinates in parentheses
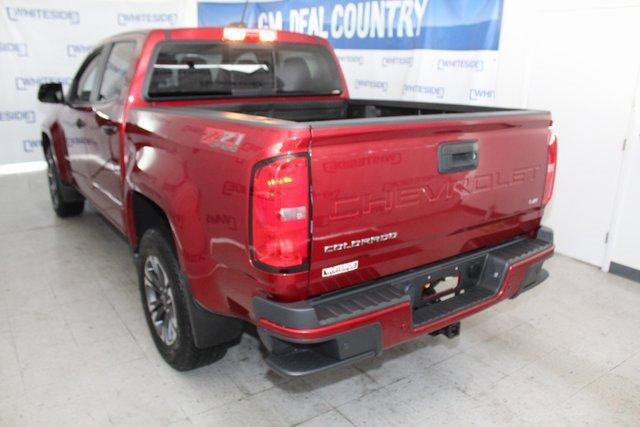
top-left (201, 128), bottom-right (245, 153)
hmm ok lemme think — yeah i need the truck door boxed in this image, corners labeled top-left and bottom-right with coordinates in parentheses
top-left (83, 41), bottom-right (137, 230)
top-left (59, 47), bottom-right (105, 192)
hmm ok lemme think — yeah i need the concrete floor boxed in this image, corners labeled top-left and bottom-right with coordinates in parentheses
top-left (1, 171), bottom-right (639, 426)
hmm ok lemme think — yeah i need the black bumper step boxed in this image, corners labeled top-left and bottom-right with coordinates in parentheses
top-left (314, 279), bottom-right (407, 326)
top-left (412, 287), bottom-right (494, 326)
top-left (265, 347), bottom-right (376, 377)
top-left (258, 324), bottom-right (382, 377)
top-left (255, 235), bottom-right (552, 330)
top-left (254, 230), bottom-right (553, 377)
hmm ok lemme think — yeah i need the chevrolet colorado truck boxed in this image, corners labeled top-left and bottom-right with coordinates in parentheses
top-left (38, 27), bottom-right (557, 376)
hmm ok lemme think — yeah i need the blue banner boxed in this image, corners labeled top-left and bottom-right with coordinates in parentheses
top-left (198, 0), bottom-right (503, 51)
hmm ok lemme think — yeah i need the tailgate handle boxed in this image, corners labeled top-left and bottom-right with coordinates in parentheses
top-left (438, 140), bottom-right (478, 174)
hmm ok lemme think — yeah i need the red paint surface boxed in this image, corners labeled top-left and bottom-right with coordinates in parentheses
top-left (308, 114), bottom-right (551, 296)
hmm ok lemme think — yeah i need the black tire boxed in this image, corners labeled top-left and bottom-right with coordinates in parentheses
top-left (138, 229), bottom-right (227, 371)
top-left (45, 148), bottom-right (84, 217)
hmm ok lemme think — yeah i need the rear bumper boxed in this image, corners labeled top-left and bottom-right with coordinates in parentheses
top-left (255, 228), bottom-right (554, 377)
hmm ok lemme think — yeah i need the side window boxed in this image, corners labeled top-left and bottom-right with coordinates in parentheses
top-left (73, 51), bottom-right (103, 102)
top-left (98, 42), bottom-right (136, 102)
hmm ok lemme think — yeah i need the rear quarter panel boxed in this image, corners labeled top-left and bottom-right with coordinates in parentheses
top-left (124, 108), bottom-right (312, 317)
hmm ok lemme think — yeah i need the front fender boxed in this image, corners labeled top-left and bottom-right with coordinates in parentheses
top-left (42, 119), bottom-right (73, 185)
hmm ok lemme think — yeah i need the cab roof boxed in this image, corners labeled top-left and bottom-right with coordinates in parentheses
top-left (100, 27), bottom-right (329, 47)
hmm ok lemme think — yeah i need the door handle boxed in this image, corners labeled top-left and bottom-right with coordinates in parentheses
top-left (438, 140), bottom-right (479, 174)
top-left (75, 118), bottom-right (86, 129)
top-left (101, 125), bottom-right (118, 136)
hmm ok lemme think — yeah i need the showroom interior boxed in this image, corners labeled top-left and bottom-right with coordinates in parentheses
top-left (1, 0), bottom-right (639, 425)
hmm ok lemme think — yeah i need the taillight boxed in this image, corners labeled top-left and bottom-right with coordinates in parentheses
top-left (542, 132), bottom-right (558, 205)
top-left (250, 155), bottom-right (310, 272)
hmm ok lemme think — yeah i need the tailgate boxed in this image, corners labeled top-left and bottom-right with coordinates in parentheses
top-left (308, 112), bottom-right (552, 296)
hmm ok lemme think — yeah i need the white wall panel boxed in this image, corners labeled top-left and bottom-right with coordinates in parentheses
top-left (497, 0), bottom-right (640, 267)
top-left (0, 0), bottom-right (195, 166)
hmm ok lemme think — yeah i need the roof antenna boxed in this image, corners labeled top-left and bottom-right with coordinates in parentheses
top-left (229, 0), bottom-right (249, 28)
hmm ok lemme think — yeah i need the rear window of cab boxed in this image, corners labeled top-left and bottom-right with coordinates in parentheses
top-left (145, 41), bottom-right (342, 100)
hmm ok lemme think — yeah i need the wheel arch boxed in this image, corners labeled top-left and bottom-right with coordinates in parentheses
top-left (129, 190), bottom-right (244, 349)
top-left (128, 190), bottom-right (176, 254)
top-left (41, 131), bottom-right (51, 154)
top-left (42, 124), bottom-right (74, 184)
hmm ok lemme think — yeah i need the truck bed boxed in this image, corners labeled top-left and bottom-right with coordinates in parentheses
top-left (133, 99), bottom-right (551, 297)
top-left (188, 99), bottom-right (539, 124)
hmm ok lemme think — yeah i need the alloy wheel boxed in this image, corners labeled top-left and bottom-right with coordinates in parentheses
top-left (46, 156), bottom-right (59, 208)
top-left (143, 255), bottom-right (179, 346)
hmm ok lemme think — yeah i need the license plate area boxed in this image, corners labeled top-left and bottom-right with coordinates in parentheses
top-left (407, 251), bottom-right (506, 327)
top-left (305, 236), bottom-right (549, 329)
top-left (409, 256), bottom-right (485, 310)
top-left (420, 274), bottom-right (462, 304)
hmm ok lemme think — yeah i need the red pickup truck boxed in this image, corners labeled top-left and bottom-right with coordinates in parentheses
top-left (38, 27), bottom-right (556, 376)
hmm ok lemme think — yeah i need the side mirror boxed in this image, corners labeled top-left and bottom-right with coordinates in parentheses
top-left (38, 83), bottom-right (65, 104)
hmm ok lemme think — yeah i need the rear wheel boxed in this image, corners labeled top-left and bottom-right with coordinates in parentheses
top-left (138, 229), bottom-right (227, 370)
top-left (44, 148), bottom-right (84, 217)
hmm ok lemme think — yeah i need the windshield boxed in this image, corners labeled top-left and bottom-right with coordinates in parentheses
top-left (146, 42), bottom-right (343, 99)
